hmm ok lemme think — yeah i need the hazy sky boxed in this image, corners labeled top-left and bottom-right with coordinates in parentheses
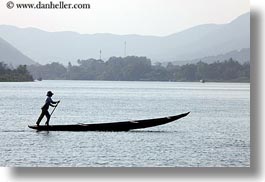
top-left (0, 0), bottom-right (249, 36)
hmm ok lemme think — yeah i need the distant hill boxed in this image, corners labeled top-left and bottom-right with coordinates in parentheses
top-left (0, 36), bottom-right (35, 66)
top-left (170, 48), bottom-right (250, 66)
top-left (0, 12), bottom-right (249, 64)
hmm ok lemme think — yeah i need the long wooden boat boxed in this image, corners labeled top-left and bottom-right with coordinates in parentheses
top-left (28, 112), bottom-right (190, 131)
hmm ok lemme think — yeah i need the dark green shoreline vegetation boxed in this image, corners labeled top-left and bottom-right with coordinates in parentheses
top-left (27, 56), bottom-right (250, 83)
top-left (0, 62), bottom-right (33, 82)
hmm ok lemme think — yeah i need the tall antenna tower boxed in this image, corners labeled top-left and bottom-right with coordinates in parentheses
top-left (99, 49), bottom-right (102, 60)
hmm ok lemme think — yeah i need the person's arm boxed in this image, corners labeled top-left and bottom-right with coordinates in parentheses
top-left (48, 98), bottom-right (59, 107)
top-left (50, 98), bottom-right (57, 104)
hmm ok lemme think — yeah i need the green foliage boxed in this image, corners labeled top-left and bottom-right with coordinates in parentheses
top-left (28, 62), bottom-right (67, 80)
top-left (27, 57), bottom-right (250, 82)
top-left (0, 62), bottom-right (33, 82)
top-left (166, 59), bottom-right (250, 82)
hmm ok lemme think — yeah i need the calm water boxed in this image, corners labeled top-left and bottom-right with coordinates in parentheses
top-left (0, 80), bottom-right (250, 167)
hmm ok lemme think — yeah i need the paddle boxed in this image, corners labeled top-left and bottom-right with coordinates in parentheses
top-left (50, 101), bottom-right (60, 116)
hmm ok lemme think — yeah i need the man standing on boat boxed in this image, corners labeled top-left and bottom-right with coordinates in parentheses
top-left (36, 91), bottom-right (60, 126)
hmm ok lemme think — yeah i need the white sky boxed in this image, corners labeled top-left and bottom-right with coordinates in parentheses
top-left (0, 0), bottom-right (249, 36)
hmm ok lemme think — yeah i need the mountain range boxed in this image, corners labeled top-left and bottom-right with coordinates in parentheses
top-left (0, 36), bottom-right (35, 66)
top-left (0, 12), bottom-right (249, 65)
top-left (171, 48), bottom-right (250, 65)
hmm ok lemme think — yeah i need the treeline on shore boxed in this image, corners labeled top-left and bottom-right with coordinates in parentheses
top-left (27, 56), bottom-right (250, 82)
top-left (0, 62), bottom-right (33, 82)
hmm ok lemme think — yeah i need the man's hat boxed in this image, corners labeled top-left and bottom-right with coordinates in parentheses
top-left (46, 91), bottom-right (54, 96)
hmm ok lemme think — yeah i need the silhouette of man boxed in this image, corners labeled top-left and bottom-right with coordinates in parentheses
top-left (36, 91), bottom-right (60, 126)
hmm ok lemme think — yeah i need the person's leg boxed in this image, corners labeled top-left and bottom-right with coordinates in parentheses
top-left (36, 110), bottom-right (45, 126)
top-left (45, 111), bottom-right (51, 126)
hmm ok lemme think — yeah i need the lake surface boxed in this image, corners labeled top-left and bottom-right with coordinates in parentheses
top-left (0, 81), bottom-right (250, 167)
